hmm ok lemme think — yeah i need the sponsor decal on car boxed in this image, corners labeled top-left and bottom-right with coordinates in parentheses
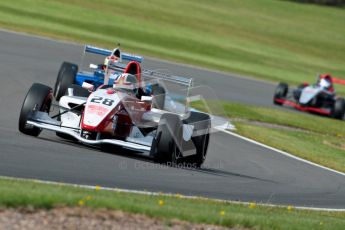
top-left (86, 104), bottom-right (109, 116)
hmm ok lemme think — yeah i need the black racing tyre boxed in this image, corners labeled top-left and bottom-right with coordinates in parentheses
top-left (182, 111), bottom-right (211, 168)
top-left (54, 62), bottom-right (78, 101)
top-left (151, 113), bottom-right (182, 164)
top-left (18, 83), bottom-right (52, 136)
top-left (331, 98), bottom-right (345, 120)
top-left (151, 84), bottom-right (166, 109)
top-left (64, 84), bottom-right (90, 98)
top-left (273, 82), bottom-right (288, 105)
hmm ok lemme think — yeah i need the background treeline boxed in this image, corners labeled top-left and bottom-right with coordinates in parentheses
top-left (290, 0), bottom-right (345, 6)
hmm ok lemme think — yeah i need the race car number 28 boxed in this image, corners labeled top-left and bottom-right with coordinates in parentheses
top-left (90, 96), bottom-right (114, 106)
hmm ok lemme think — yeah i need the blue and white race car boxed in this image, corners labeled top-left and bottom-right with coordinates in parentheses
top-left (54, 45), bottom-right (143, 101)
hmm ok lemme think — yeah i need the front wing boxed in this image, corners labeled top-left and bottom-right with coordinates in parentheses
top-left (274, 98), bottom-right (331, 116)
top-left (27, 111), bottom-right (151, 153)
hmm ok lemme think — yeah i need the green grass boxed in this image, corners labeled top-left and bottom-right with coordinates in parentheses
top-left (236, 123), bottom-right (345, 171)
top-left (192, 100), bottom-right (345, 172)
top-left (220, 101), bottom-right (345, 136)
top-left (0, 0), bottom-right (344, 92)
top-left (1, 178), bottom-right (345, 230)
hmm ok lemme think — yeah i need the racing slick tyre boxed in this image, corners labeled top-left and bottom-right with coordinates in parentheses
top-left (273, 82), bottom-right (288, 105)
top-left (331, 98), bottom-right (345, 120)
top-left (19, 83), bottom-right (52, 136)
top-left (151, 84), bottom-right (166, 109)
top-left (182, 111), bottom-right (211, 168)
top-left (54, 62), bottom-right (78, 101)
top-left (151, 113), bottom-right (183, 164)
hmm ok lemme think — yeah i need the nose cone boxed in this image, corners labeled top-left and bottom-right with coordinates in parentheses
top-left (82, 91), bottom-right (120, 131)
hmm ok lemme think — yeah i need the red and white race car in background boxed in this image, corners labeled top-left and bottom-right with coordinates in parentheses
top-left (273, 74), bottom-right (345, 120)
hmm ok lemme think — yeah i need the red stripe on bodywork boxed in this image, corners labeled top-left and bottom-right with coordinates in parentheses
top-left (333, 78), bottom-right (345, 85)
top-left (274, 98), bottom-right (331, 115)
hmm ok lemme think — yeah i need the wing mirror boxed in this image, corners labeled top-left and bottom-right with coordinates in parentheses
top-left (141, 96), bottom-right (152, 102)
top-left (82, 82), bottom-right (94, 91)
top-left (89, 63), bottom-right (98, 69)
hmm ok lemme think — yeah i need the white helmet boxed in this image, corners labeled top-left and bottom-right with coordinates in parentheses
top-left (104, 47), bottom-right (122, 66)
top-left (319, 78), bottom-right (331, 89)
top-left (104, 55), bottom-right (120, 66)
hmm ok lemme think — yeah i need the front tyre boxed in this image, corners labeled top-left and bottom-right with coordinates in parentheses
top-left (19, 83), bottom-right (52, 136)
top-left (151, 113), bottom-right (182, 164)
top-left (54, 62), bottom-right (78, 101)
top-left (273, 83), bottom-right (288, 105)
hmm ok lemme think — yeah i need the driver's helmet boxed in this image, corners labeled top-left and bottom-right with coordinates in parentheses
top-left (104, 55), bottom-right (119, 66)
top-left (104, 48), bottom-right (121, 66)
top-left (319, 76), bottom-right (331, 89)
top-left (113, 73), bottom-right (138, 94)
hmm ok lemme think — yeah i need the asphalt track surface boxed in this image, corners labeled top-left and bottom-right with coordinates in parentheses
top-left (1, 30), bottom-right (345, 209)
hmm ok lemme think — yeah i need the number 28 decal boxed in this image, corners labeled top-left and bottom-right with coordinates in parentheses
top-left (90, 96), bottom-right (114, 106)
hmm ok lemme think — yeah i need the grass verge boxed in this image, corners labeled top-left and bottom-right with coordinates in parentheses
top-left (0, 0), bottom-right (344, 92)
top-left (1, 177), bottom-right (345, 230)
top-left (192, 101), bottom-right (345, 172)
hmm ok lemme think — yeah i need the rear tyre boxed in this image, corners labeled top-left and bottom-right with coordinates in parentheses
top-left (54, 62), bottom-right (78, 101)
top-left (151, 84), bottom-right (166, 109)
top-left (331, 98), bottom-right (345, 120)
top-left (273, 83), bottom-right (288, 105)
top-left (182, 111), bottom-right (211, 168)
top-left (18, 83), bottom-right (52, 136)
top-left (151, 114), bottom-right (182, 164)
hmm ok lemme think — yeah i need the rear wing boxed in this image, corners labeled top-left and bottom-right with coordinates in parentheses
top-left (84, 45), bottom-right (143, 63)
top-left (333, 77), bottom-right (345, 85)
top-left (106, 62), bottom-right (193, 87)
top-left (142, 69), bottom-right (193, 87)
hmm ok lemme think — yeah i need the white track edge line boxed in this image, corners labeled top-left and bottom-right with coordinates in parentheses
top-left (1, 175), bottom-right (344, 212)
top-left (218, 128), bottom-right (345, 177)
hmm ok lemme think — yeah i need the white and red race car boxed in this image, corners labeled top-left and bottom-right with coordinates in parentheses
top-left (18, 61), bottom-right (211, 167)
